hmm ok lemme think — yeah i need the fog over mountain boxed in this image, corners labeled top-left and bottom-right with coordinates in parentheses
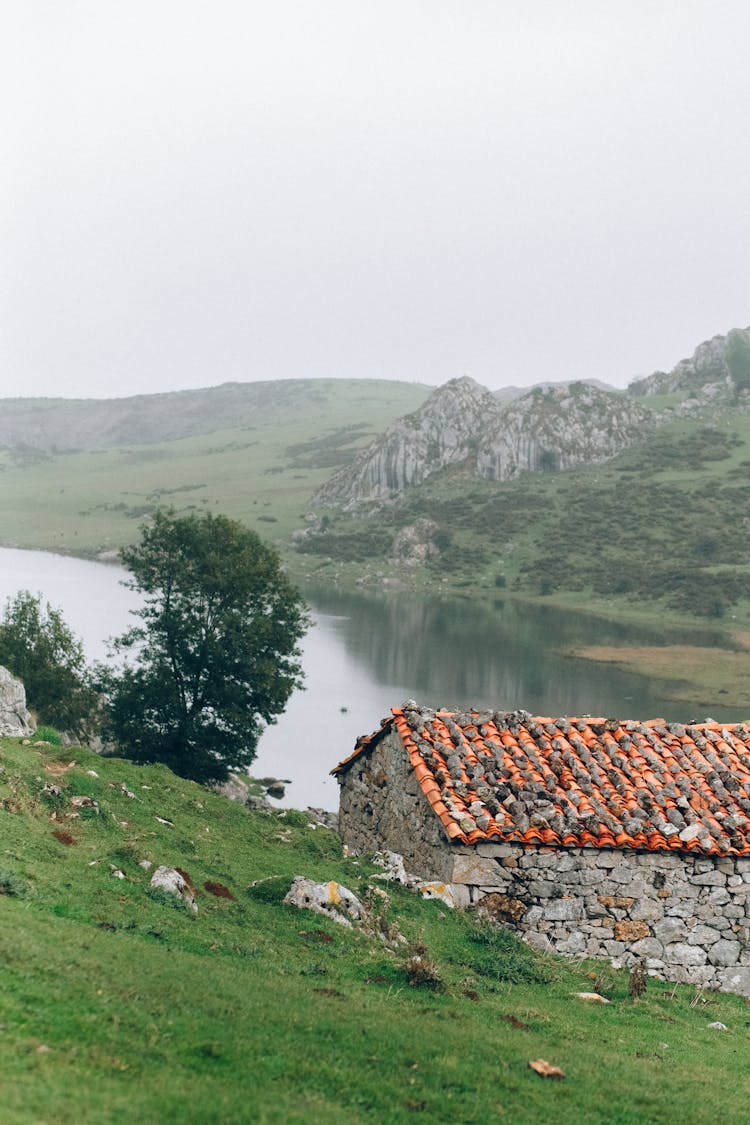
top-left (4, 3), bottom-right (750, 400)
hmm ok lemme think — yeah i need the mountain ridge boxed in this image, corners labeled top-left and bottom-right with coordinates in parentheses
top-left (311, 325), bottom-right (750, 509)
top-left (0, 379), bottom-right (429, 452)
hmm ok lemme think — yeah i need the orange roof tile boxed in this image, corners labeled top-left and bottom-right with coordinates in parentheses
top-left (332, 703), bottom-right (750, 856)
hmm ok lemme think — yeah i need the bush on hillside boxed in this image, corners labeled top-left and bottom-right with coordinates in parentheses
top-left (0, 591), bottom-right (98, 738)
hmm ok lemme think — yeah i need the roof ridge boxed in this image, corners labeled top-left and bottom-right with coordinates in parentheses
top-left (334, 703), bottom-right (750, 857)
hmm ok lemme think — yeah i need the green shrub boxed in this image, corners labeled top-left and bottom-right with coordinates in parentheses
top-left (459, 921), bottom-right (553, 984)
top-left (34, 725), bottom-right (62, 745)
top-left (0, 869), bottom-right (30, 897)
top-left (246, 875), bottom-right (292, 904)
top-left (0, 591), bottom-right (98, 737)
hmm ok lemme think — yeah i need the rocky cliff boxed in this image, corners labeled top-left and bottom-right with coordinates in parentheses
top-left (628, 327), bottom-right (750, 401)
top-left (313, 377), bottom-right (652, 507)
top-left (477, 381), bottom-right (651, 480)
top-left (312, 377), bottom-right (500, 504)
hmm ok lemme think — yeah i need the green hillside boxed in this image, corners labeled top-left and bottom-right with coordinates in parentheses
top-left (0, 735), bottom-right (748, 1124)
top-left (0, 380), bottom-right (429, 555)
top-left (298, 409), bottom-right (750, 619)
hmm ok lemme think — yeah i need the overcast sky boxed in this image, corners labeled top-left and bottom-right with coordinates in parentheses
top-left (3, 1), bottom-right (749, 400)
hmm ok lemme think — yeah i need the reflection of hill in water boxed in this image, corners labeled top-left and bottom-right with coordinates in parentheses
top-left (305, 586), bottom-right (732, 721)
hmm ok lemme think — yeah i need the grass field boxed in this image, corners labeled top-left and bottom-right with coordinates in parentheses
top-left (0, 379), bottom-right (429, 556)
top-left (0, 735), bottom-right (748, 1124)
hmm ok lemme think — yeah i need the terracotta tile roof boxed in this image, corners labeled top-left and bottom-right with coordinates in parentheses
top-left (333, 702), bottom-right (750, 857)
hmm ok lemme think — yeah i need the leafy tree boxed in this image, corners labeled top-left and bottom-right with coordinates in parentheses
top-left (726, 329), bottom-right (750, 393)
top-left (0, 590), bottom-right (98, 735)
top-left (98, 510), bottom-right (309, 783)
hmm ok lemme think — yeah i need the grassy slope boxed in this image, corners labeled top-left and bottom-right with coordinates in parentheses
top-left (295, 409), bottom-right (750, 707)
top-left (0, 736), bottom-right (748, 1124)
top-left (0, 380), bottom-right (429, 556)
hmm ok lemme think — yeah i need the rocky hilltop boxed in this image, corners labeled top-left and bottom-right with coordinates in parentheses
top-left (312, 377), bottom-right (500, 504)
top-left (313, 324), bottom-right (750, 508)
top-left (629, 326), bottom-right (750, 402)
top-left (313, 376), bottom-right (652, 507)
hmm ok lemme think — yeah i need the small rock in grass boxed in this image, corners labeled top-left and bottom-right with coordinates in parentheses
top-left (149, 865), bottom-right (198, 912)
top-left (70, 796), bottom-right (98, 809)
top-left (528, 1059), bottom-right (565, 1080)
top-left (417, 881), bottom-right (456, 908)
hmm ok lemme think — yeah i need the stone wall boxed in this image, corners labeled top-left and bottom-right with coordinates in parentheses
top-left (338, 733), bottom-right (452, 879)
top-left (445, 840), bottom-right (750, 996)
top-left (337, 734), bottom-right (750, 996)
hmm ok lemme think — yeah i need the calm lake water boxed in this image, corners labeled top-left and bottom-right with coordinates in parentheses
top-left (0, 549), bottom-right (743, 810)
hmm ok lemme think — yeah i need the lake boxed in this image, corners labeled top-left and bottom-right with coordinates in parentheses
top-left (0, 549), bottom-right (742, 810)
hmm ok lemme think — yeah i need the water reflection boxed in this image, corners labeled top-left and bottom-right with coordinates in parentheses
top-left (0, 549), bottom-right (743, 812)
top-left (303, 585), bottom-right (730, 719)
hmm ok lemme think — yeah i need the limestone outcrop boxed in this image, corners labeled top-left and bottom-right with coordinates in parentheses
top-left (312, 376), bottom-right (652, 507)
top-left (629, 326), bottom-right (750, 400)
top-left (0, 666), bottom-right (33, 737)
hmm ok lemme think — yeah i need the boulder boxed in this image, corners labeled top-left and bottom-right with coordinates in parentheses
top-left (283, 877), bottom-right (362, 926)
top-left (0, 666), bottom-right (33, 737)
top-left (149, 865), bottom-right (198, 913)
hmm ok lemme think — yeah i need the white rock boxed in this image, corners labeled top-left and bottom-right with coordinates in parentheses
top-left (678, 824), bottom-right (703, 843)
top-left (283, 877), bottom-right (362, 926)
top-left (372, 850), bottom-right (414, 885)
top-left (0, 666), bottom-right (33, 737)
top-left (417, 881), bottom-right (456, 908)
top-left (149, 865), bottom-right (197, 913)
top-left (70, 796), bottom-right (98, 809)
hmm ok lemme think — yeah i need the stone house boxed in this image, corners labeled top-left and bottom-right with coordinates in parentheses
top-left (333, 700), bottom-right (750, 995)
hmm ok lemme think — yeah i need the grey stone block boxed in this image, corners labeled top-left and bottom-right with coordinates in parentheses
top-left (543, 897), bottom-right (583, 922)
top-left (687, 924), bottom-right (722, 946)
top-left (630, 898), bottom-right (663, 923)
top-left (654, 917), bottom-right (688, 945)
top-left (692, 870), bottom-right (727, 886)
top-left (451, 854), bottom-right (504, 886)
top-left (664, 941), bottom-right (707, 968)
top-left (718, 965), bottom-right (750, 995)
top-left (708, 939), bottom-right (741, 967)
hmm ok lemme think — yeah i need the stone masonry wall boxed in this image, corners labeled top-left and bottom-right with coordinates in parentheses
top-left (338, 733), bottom-right (452, 881)
top-left (445, 841), bottom-right (750, 996)
top-left (338, 736), bottom-right (750, 996)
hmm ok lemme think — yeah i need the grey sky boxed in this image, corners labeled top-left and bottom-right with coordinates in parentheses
top-left (3, 1), bottom-right (749, 400)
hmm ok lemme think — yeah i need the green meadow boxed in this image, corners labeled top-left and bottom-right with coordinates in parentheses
top-left (0, 735), bottom-right (748, 1124)
top-left (0, 379), bottom-right (429, 556)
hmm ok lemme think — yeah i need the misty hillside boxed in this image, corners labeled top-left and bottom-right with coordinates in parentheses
top-left (0, 379), bottom-right (431, 452)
